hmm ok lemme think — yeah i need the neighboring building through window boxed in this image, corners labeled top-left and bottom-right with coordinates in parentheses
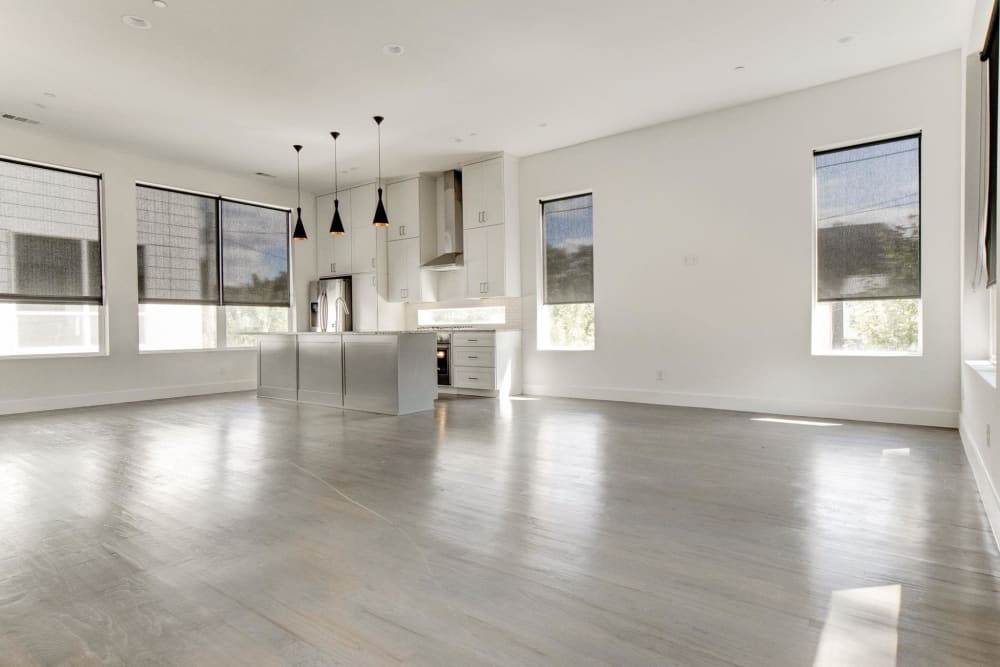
top-left (538, 193), bottom-right (594, 350)
top-left (812, 134), bottom-right (921, 354)
top-left (136, 184), bottom-right (290, 351)
top-left (0, 157), bottom-right (104, 357)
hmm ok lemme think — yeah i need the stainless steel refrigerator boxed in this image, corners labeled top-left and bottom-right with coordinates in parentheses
top-left (308, 277), bottom-right (353, 332)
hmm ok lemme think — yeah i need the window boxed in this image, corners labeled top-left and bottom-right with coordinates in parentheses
top-left (417, 306), bottom-right (506, 328)
top-left (538, 194), bottom-right (594, 350)
top-left (136, 184), bottom-right (290, 351)
top-left (812, 135), bottom-right (921, 354)
top-left (0, 157), bottom-right (104, 357)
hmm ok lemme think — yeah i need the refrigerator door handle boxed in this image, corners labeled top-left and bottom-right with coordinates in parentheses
top-left (318, 291), bottom-right (329, 332)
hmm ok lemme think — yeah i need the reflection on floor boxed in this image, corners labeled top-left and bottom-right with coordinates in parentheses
top-left (0, 392), bottom-right (998, 665)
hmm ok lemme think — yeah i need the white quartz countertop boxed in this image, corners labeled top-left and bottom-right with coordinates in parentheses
top-left (261, 331), bottom-right (432, 336)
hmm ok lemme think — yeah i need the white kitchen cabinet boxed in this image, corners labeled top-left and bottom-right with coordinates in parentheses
top-left (386, 178), bottom-right (420, 241)
top-left (462, 157), bottom-right (504, 229)
top-left (387, 236), bottom-right (426, 303)
top-left (352, 272), bottom-right (379, 332)
top-left (464, 225), bottom-right (487, 297)
top-left (448, 330), bottom-right (522, 397)
top-left (350, 183), bottom-right (377, 273)
top-left (462, 161), bottom-right (485, 230)
top-left (463, 223), bottom-right (507, 297)
top-left (316, 191), bottom-right (352, 276)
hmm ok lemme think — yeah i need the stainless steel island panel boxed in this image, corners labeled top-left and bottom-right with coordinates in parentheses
top-left (297, 334), bottom-right (344, 407)
top-left (343, 335), bottom-right (399, 414)
top-left (257, 334), bottom-right (298, 401)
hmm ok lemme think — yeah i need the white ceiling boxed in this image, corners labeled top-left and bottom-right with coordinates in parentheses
top-left (0, 0), bottom-right (973, 194)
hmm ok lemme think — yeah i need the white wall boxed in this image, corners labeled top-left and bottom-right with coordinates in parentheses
top-left (0, 123), bottom-right (317, 414)
top-left (959, 0), bottom-right (1000, 548)
top-left (518, 51), bottom-right (963, 428)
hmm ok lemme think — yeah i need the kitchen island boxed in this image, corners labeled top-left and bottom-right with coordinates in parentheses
top-left (257, 332), bottom-right (436, 415)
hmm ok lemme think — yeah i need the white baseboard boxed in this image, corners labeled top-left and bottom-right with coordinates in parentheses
top-left (522, 384), bottom-right (958, 428)
top-left (959, 414), bottom-right (1000, 552)
top-left (0, 379), bottom-right (256, 416)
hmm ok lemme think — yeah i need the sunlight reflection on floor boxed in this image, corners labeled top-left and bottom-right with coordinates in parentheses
top-left (813, 585), bottom-right (900, 667)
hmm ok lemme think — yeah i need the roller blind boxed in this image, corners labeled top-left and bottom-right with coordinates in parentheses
top-left (136, 185), bottom-right (219, 304)
top-left (542, 194), bottom-right (594, 305)
top-left (220, 200), bottom-right (290, 306)
top-left (0, 158), bottom-right (103, 304)
top-left (815, 135), bottom-right (921, 302)
top-left (983, 2), bottom-right (999, 287)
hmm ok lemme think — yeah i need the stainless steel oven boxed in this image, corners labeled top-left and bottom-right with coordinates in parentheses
top-left (436, 332), bottom-right (451, 386)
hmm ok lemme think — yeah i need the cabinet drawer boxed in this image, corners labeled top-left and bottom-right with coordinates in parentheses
top-left (452, 366), bottom-right (495, 390)
top-left (453, 331), bottom-right (495, 347)
top-left (453, 347), bottom-right (494, 367)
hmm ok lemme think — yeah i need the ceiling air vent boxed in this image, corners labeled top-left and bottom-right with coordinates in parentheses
top-left (2, 113), bottom-right (40, 125)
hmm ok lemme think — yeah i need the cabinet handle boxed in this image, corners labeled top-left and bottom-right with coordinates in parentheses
top-left (371, 275), bottom-right (376, 286)
top-left (467, 339), bottom-right (478, 343)
top-left (399, 225), bottom-right (404, 236)
top-left (331, 262), bottom-right (336, 273)
top-left (482, 211), bottom-right (487, 223)
top-left (401, 288), bottom-right (407, 299)
top-left (371, 257), bottom-right (376, 268)
top-left (468, 355), bottom-right (478, 359)
top-left (468, 377), bottom-right (479, 381)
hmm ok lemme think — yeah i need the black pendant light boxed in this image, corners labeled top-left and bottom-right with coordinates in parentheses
top-left (291, 144), bottom-right (308, 241)
top-left (372, 115), bottom-right (389, 227)
top-left (329, 132), bottom-right (346, 235)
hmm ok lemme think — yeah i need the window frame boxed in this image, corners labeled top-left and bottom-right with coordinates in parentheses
top-left (810, 132), bottom-right (923, 357)
top-left (0, 155), bottom-right (108, 359)
top-left (537, 190), bottom-right (596, 352)
top-left (135, 181), bottom-right (293, 352)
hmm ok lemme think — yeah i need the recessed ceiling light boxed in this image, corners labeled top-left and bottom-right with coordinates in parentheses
top-left (122, 15), bottom-right (152, 29)
top-left (152, 0), bottom-right (168, 7)
top-left (383, 43), bottom-right (405, 56)
top-left (837, 35), bottom-right (854, 44)
top-left (42, 92), bottom-right (56, 98)
top-left (734, 65), bottom-right (746, 72)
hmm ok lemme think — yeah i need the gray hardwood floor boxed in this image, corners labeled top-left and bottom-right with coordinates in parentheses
top-left (0, 392), bottom-right (997, 666)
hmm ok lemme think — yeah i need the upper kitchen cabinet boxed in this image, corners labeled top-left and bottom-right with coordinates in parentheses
top-left (316, 190), bottom-right (353, 276)
top-left (462, 156), bottom-right (506, 229)
top-left (461, 155), bottom-right (520, 298)
top-left (387, 236), bottom-right (427, 303)
top-left (386, 176), bottom-right (436, 243)
top-left (350, 182), bottom-right (377, 273)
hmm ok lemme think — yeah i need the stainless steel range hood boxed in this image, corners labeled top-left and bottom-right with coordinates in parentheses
top-left (422, 170), bottom-right (464, 271)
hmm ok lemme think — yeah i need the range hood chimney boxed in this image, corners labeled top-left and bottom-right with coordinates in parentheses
top-left (422, 170), bottom-right (464, 271)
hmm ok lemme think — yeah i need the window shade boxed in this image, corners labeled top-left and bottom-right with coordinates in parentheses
top-left (0, 158), bottom-right (103, 304)
top-left (221, 200), bottom-right (289, 307)
top-left (542, 194), bottom-right (594, 305)
top-left (984, 3), bottom-right (999, 287)
top-left (136, 185), bottom-right (219, 304)
top-left (815, 136), bottom-right (921, 302)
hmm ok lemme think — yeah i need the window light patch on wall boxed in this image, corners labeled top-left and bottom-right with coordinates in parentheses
top-left (417, 306), bottom-right (505, 327)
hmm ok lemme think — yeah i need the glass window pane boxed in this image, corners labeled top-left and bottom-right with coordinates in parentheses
top-left (138, 304), bottom-right (218, 351)
top-left (136, 186), bottom-right (219, 304)
top-left (0, 159), bottom-right (102, 303)
top-left (0, 303), bottom-right (101, 356)
top-left (539, 303), bottom-right (595, 350)
top-left (220, 201), bottom-right (289, 306)
top-left (815, 136), bottom-right (920, 301)
top-left (225, 306), bottom-right (289, 348)
top-left (542, 194), bottom-right (594, 305)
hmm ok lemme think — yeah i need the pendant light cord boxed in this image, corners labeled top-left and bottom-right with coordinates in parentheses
top-left (297, 151), bottom-right (301, 208)
top-left (377, 122), bottom-right (382, 189)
